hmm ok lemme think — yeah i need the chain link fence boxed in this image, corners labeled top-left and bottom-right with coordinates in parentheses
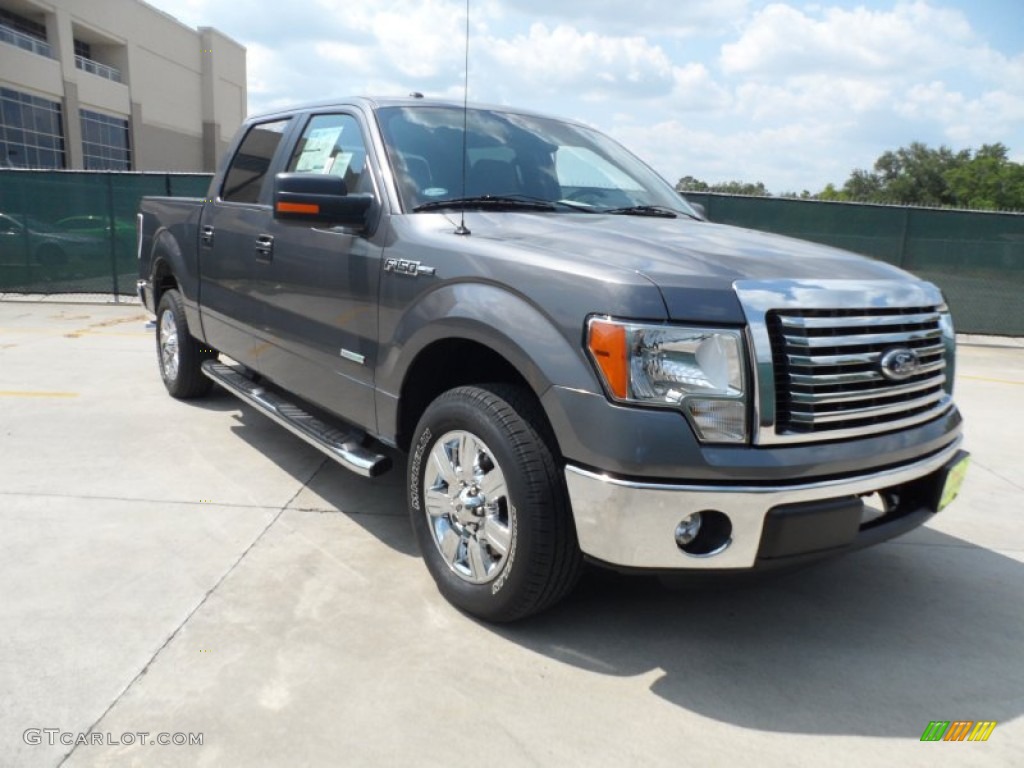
top-left (685, 192), bottom-right (1024, 336)
top-left (1, 172), bottom-right (1020, 334)
top-left (0, 170), bottom-right (209, 299)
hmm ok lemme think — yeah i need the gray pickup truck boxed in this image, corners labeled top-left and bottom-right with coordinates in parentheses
top-left (138, 96), bottom-right (969, 621)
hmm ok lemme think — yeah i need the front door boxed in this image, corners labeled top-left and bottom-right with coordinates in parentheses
top-left (254, 111), bottom-right (383, 430)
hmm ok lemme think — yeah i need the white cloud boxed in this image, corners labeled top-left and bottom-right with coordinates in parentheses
top-left (141, 0), bottom-right (1024, 193)
top-left (487, 24), bottom-right (676, 100)
top-left (721, 2), bottom-right (975, 78)
top-left (366, 0), bottom-right (469, 78)
top-left (612, 118), bottom-right (848, 194)
top-left (492, 0), bottom-right (751, 37)
top-left (899, 85), bottom-right (1024, 147)
top-left (735, 76), bottom-right (889, 123)
top-left (671, 63), bottom-right (732, 111)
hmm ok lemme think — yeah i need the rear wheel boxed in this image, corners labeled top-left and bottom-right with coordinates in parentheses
top-left (36, 244), bottom-right (67, 267)
top-left (408, 384), bottom-right (582, 622)
top-left (156, 288), bottom-right (215, 398)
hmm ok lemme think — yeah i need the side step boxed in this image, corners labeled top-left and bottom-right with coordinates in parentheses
top-left (201, 361), bottom-right (391, 478)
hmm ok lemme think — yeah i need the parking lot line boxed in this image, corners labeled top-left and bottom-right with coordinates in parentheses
top-left (960, 375), bottom-right (1024, 386)
top-left (0, 390), bottom-right (79, 398)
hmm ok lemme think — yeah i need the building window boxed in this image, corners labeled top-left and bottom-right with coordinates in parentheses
top-left (0, 87), bottom-right (65, 169)
top-left (0, 8), bottom-right (46, 41)
top-left (80, 109), bottom-right (131, 170)
top-left (0, 7), bottom-right (51, 58)
top-left (74, 39), bottom-right (91, 59)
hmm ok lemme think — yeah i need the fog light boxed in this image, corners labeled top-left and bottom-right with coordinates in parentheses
top-left (675, 513), bottom-right (703, 547)
top-left (675, 510), bottom-right (733, 557)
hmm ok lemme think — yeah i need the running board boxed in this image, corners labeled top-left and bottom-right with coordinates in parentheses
top-left (201, 361), bottom-right (391, 478)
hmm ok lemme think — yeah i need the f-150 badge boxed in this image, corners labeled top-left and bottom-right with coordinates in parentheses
top-left (384, 258), bottom-right (435, 277)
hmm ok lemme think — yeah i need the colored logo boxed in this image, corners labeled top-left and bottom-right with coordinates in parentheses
top-left (920, 721), bottom-right (997, 742)
top-left (879, 347), bottom-right (921, 381)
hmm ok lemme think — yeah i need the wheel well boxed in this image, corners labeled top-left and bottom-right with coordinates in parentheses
top-left (396, 339), bottom-right (550, 452)
top-left (152, 261), bottom-right (177, 308)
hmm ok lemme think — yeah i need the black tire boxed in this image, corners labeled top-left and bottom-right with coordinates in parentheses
top-left (36, 244), bottom-right (67, 267)
top-left (155, 288), bottom-right (216, 399)
top-left (408, 384), bottom-right (582, 622)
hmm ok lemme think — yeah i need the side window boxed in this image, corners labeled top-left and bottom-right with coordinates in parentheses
top-left (221, 118), bottom-right (290, 203)
top-left (286, 114), bottom-right (373, 195)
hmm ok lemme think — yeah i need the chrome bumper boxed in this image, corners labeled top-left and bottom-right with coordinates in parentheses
top-left (137, 279), bottom-right (153, 313)
top-left (565, 437), bottom-right (964, 569)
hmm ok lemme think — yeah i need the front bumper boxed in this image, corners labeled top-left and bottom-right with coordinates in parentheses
top-left (566, 438), bottom-right (967, 570)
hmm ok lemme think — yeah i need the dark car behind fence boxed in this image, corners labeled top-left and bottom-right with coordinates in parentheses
top-left (0, 171), bottom-right (1020, 335)
top-left (0, 170), bottom-right (209, 298)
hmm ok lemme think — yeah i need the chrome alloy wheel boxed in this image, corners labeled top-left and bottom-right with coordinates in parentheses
top-left (424, 430), bottom-right (514, 585)
top-left (159, 308), bottom-right (180, 381)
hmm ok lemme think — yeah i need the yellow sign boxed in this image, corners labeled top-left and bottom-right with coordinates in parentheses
top-left (921, 720), bottom-right (996, 742)
top-left (938, 456), bottom-right (970, 511)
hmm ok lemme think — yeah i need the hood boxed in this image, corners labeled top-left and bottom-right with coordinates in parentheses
top-left (465, 212), bottom-right (921, 322)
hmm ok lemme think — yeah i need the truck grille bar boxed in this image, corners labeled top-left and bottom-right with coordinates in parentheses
top-left (767, 307), bottom-right (950, 437)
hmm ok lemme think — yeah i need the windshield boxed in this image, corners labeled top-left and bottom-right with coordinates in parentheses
top-left (376, 106), bottom-right (696, 217)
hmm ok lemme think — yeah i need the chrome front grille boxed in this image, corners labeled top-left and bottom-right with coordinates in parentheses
top-left (767, 307), bottom-right (950, 437)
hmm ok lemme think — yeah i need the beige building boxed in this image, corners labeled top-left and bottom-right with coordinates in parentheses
top-left (0, 0), bottom-right (245, 171)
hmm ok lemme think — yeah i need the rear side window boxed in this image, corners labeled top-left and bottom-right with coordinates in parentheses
top-left (221, 119), bottom-right (290, 203)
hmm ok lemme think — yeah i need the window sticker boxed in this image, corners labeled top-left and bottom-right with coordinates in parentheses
top-left (294, 126), bottom-right (344, 173)
top-left (325, 151), bottom-right (353, 178)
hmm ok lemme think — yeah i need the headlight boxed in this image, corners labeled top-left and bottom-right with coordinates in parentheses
top-left (587, 317), bottom-right (748, 443)
top-left (938, 301), bottom-right (956, 395)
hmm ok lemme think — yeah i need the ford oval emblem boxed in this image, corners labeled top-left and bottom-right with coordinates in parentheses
top-left (879, 347), bottom-right (921, 381)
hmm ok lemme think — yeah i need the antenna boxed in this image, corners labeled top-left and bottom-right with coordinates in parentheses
top-left (454, 0), bottom-right (471, 236)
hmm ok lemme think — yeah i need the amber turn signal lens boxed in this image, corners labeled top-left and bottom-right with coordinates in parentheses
top-left (588, 319), bottom-right (629, 399)
top-left (276, 201), bottom-right (320, 215)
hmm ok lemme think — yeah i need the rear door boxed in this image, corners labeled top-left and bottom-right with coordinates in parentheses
top-left (199, 116), bottom-right (293, 369)
top-left (254, 111), bottom-right (385, 429)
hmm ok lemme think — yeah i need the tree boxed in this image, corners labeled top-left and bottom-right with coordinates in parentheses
top-left (841, 169), bottom-right (881, 201)
top-left (945, 143), bottom-right (1024, 210)
top-left (675, 177), bottom-right (770, 196)
top-left (817, 183), bottom-right (848, 202)
top-left (826, 141), bottom-right (1024, 210)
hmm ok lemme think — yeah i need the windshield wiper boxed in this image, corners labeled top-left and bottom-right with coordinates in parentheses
top-left (413, 195), bottom-right (557, 213)
top-left (601, 205), bottom-right (680, 218)
top-left (413, 194), bottom-right (600, 214)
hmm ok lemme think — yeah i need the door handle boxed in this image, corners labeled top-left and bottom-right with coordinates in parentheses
top-left (255, 234), bottom-right (274, 263)
top-left (200, 225), bottom-right (214, 247)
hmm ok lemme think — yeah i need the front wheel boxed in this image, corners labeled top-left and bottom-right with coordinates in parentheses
top-left (408, 385), bottom-right (582, 622)
top-left (155, 288), bottom-right (215, 399)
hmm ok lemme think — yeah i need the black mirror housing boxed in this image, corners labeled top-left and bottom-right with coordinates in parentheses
top-left (273, 173), bottom-right (373, 228)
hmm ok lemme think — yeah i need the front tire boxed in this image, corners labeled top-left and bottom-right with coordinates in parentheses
top-left (408, 385), bottom-right (582, 622)
top-left (156, 288), bottom-right (215, 399)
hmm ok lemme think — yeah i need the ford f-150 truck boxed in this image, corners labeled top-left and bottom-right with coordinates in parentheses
top-left (138, 96), bottom-right (969, 621)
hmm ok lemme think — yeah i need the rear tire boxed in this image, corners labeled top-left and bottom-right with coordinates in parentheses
top-left (36, 244), bottom-right (67, 267)
top-left (408, 384), bottom-right (582, 622)
top-left (156, 288), bottom-right (215, 399)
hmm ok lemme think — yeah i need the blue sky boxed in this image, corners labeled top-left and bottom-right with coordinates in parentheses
top-left (148, 0), bottom-right (1024, 193)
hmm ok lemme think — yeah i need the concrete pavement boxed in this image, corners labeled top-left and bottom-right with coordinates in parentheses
top-left (0, 301), bottom-right (1021, 767)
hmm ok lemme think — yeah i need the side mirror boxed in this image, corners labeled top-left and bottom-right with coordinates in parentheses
top-left (689, 202), bottom-right (707, 221)
top-left (273, 172), bottom-right (373, 228)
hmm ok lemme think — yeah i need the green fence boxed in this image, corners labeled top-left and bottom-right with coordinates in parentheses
top-left (685, 193), bottom-right (1024, 336)
top-left (0, 170), bottom-right (210, 298)
top-left (1, 172), bottom-right (1021, 334)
